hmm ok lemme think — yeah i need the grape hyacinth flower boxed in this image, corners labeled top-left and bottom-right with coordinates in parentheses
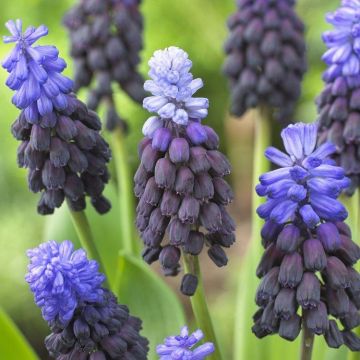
top-left (317, 0), bottom-right (360, 195)
top-left (223, 0), bottom-right (306, 122)
top-left (135, 47), bottom-right (236, 296)
top-left (2, 20), bottom-right (111, 215)
top-left (253, 122), bottom-right (360, 351)
top-left (63, 0), bottom-right (145, 131)
top-left (27, 240), bottom-right (149, 359)
top-left (156, 326), bottom-right (215, 360)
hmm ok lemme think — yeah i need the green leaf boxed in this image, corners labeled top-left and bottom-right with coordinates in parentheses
top-left (114, 252), bottom-right (186, 360)
top-left (0, 307), bottom-right (39, 359)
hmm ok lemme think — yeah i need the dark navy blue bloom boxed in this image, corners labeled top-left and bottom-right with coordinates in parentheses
top-left (156, 326), bottom-right (215, 360)
top-left (25, 240), bottom-right (105, 325)
top-left (257, 122), bottom-right (349, 228)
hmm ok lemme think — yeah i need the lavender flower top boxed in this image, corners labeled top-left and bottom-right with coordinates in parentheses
top-left (25, 240), bottom-right (105, 325)
top-left (257, 122), bottom-right (349, 228)
top-left (2, 19), bottom-right (73, 122)
top-left (156, 326), bottom-right (215, 360)
top-left (143, 47), bottom-right (209, 128)
top-left (322, 0), bottom-right (360, 83)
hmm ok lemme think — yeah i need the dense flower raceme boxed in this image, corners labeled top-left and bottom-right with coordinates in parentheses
top-left (317, 0), bottom-right (360, 195)
top-left (27, 240), bottom-right (149, 360)
top-left (135, 47), bottom-right (236, 296)
top-left (2, 20), bottom-right (111, 215)
top-left (223, 0), bottom-right (306, 123)
top-left (156, 326), bottom-right (215, 360)
top-left (253, 122), bottom-right (360, 351)
top-left (63, 0), bottom-right (145, 131)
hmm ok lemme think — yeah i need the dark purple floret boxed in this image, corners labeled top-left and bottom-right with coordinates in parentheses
top-left (63, 0), bottom-right (145, 131)
top-left (135, 48), bottom-right (236, 296)
top-left (2, 20), bottom-right (111, 215)
top-left (223, 0), bottom-right (306, 122)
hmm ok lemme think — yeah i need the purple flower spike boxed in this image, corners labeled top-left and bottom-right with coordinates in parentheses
top-left (63, 0), bottom-right (145, 131)
top-left (136, 48), bottom-right (235, 296)
top-left (157, 326), bottom-right (215, 360)
top-left (25, 240), bottom-right (105, 324)
top-left (317, 0), bottom-right (360, 195)
top-left (3, 20), bottom-right (112, 215)
top-left (254, 121), bottom-right (360, 350)
top-left (223, 0), bottom-right (306, 122)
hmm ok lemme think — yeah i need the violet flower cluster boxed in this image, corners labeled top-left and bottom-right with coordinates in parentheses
top-left (223, 0), bottom-right (306, 122)
top-left (2, 20), bottom-right (111, 215)
top-left (26, 240), bottom-right (149, 360)
top-left (63, 0), bottom-right (145, 131)
top-left (317, 0), bottom-right (360, 195)
top-left (135, 47), bottom-right (236, 296)
top-left (253, 122), bottom-right (360, 351)
top-left (156, 326), bottom-right (215, 360)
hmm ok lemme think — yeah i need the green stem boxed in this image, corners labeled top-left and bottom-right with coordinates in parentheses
top-left (183, 253), bottom-right (222, 360)
top-left (301, 326), bottom-right (314, 360)
top-left (234, 108), bottom-right (272, 360)
top-left (111, 126), bottom-right (138, 255)
top-left (69, 209), bottom-right (108, 284)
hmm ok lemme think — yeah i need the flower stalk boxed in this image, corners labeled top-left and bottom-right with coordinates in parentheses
top-left (301, 325), bottom-right (315, 360)
top-left (111, 125), bottom-right (139, 255)
top-left (183, 253), bottom-right (222, 360)
top-left (69, 209), bottom-right (107, 282)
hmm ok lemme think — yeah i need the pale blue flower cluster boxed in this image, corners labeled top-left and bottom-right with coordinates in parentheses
top-left (142, 47), bottom-right (208, 133)
top-left (157, 326), bottom-right (215, 360)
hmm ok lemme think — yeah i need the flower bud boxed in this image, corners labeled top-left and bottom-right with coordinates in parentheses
top-left (316, 222), bottom-right (341, 252)
top-left (274, 288), bottom-right (297, 320)
top-left (188, 147), bottom-right (210, 174)
top-left (324, 256), bottom-right (350, 289)
top-left (324, 320), bottom-right (344, 349)
top-left (194, 172), bottom-right (214, 201)
top-left (141, 143), bottom-right (161, 172)
top-left (148, 208), bottom-right (169, 234)
top-left (169, 138), bottom-right (190, 163)
top-left (154, 158), bottom-right (176, 189)
top-left (255, 267), bottom-right (280, 307)
top-left (213, 177), bottom-right (234, 205)
top-left (207, 150), bottom-right (231, 176)
top-left (142, 177), bottom-right (162, 206)
top-left (178, 196), bottom-right (200, 224)
top-left (160, 190), bottom-right (181, 216)
top-left (261, 220), bottom-right (283, 248)
top-left (186, 122), bottom-right (208, 145)
top-left (183, 231), bottom-right (205, 256)
top-left (279, 315), bottom-right (301, 341)
top-left (303, 239), bottom-right (327, 271)
top-left (200, 202), bottom-right (222, 232)
top-left (142, 247), bottom-right (161, 265)
top-left (180, 274), bottom-right (198, 296)
top-left (208, 244), bottom-right (228, 267)
top-left (175, 166), bottom-right (194, 195)
top-left (159, 246), bottom-right (180, 270)
top-left (152, 128), bottom-right (172, 152)
top-left (169, 218), bottom-right (190, 245)
top-left (278, 252), bottom-right (303, 288)
top-left (276, 224), bottom-right (301, 253)
top-left (327, 288), bottom-right (350, 318)
top-left (296, 272), bottom-right (320, 309)
top-left (304, 301), bottom-right (329, 335)
top-left (256, 243), bottom-right (284, 278)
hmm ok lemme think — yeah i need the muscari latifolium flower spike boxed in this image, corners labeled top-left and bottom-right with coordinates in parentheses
top-left (134, 47), bottom-right (236, 296)
top-left (2, 20), bottom-right (112, 215)
top-left (63, 0), bottom-right (145, 131)
top-left (317, 0), bottom-right (360, 195)
top-left (223, 0), bottom-right (307, 123)
top-left (253, 122), bottom-right (360, 351)
top-left (156, 326), bottom-right (215, 360)
top-left (26, 240), bottom-right (149, 359)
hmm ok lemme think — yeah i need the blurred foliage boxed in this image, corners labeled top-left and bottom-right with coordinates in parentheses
top-left (0, 0), bottom-right (345, 359)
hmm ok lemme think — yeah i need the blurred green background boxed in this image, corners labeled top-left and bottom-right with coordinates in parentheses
top-left (0, 0), bottom-right (343, 359)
